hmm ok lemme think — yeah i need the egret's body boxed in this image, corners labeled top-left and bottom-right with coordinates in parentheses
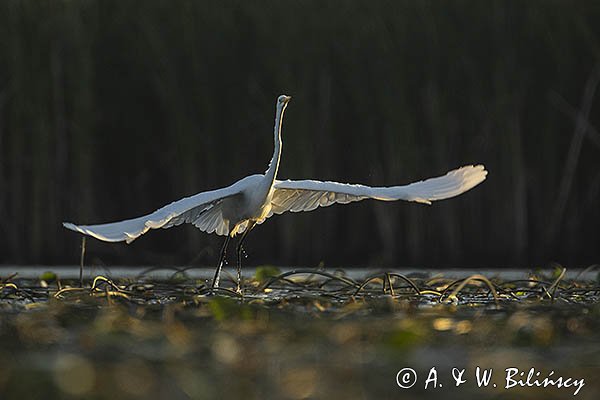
top-left (64, 95), bottom-right (487, 290)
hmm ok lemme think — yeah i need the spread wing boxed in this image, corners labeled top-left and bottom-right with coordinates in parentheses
top-left (269, 165), bottom-right (487, 216)
top-left (62, 177), bottom-right (255, 243)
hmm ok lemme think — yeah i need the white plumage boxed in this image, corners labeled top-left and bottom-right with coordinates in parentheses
top-left (63, 94), bottom-right (487, 289)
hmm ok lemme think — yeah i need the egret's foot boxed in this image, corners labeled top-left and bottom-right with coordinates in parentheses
top-left (212, 264), bottom-right (224, 289)
top-left (236, 267), bottom-right (243, 294)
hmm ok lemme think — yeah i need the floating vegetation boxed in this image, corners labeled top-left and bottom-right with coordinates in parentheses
top-left (3, 266), bottom-right (598, 308)
top-left (0, 267), bottom-right (599, 399)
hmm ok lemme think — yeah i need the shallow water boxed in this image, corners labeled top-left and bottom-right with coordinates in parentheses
top-left (4, 265), bottom-right (598, 280)
top-left (0, 266), bottom-right (599, 399)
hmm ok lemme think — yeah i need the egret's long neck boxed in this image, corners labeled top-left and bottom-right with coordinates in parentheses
top-left (265, 103), bottom-right (286, 186)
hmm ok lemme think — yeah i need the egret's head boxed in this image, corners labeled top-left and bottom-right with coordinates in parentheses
top-left (277, 94), bottom-right (292, 107)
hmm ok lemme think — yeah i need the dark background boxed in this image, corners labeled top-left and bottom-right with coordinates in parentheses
top-left (0, 0), bottom-right (599, 268)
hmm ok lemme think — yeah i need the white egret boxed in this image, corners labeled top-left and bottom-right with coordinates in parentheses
top-left (64, 94), bottom-right (487, 291)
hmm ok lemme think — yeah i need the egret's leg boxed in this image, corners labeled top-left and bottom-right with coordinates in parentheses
top-left (235, 222), bottom-right (255, 293)
top-left (212, 235), bottom-right (230, 288)
top-left (79, 236), bottom-right (86, 288)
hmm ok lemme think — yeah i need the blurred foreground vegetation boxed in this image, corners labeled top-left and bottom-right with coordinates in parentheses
top-left (0, 0), bottom-right (599, 266)
top-left (0, 267), bottom-right (599, 399)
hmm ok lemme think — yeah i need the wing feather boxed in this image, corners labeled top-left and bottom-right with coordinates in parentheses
top-left (269, 165), bottom-right (487, 216)
top-left (63, 179), bottom-right (249, 243)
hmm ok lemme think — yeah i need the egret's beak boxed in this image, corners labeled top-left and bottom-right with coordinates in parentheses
top-left (283, 95), bottom-right (292, 104)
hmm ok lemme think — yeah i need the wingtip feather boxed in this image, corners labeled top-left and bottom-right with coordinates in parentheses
top-left (63, 221), bottom-right (82, 233)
